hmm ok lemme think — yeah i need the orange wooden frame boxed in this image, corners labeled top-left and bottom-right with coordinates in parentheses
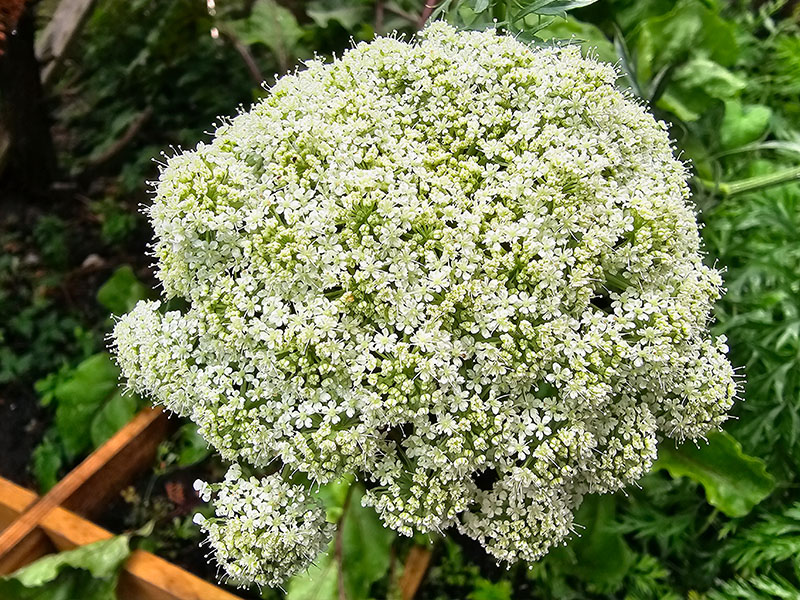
top-left (0, 406), bottom-right (431, 599)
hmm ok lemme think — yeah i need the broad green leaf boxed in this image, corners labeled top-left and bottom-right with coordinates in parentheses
top-left (54, 353), bottom-right (121, 459)
top-left (512, 0), bottom-right (557, 21)
top-left (286, 484), bottom-right (394, 600)
top-left (535, 17), bottom-right (617, 65)
top-left (658, 91), bottom-right (702, 122)
top-left (527, 0), bottom-right (598, 15)
top-left (229, 0), bottom-right (303, 68)
top-left (720, 101), bottom-right (772, 150)
top-left (456, 4), bottom-right (481, 27)
top-left (468, 578), bottom-right (513, 600)
top-left (658, 58), bottom-right (745, 121)
top-left (473, 0), bottom-right (490, 14)
top-left (307, 0), bottom-right (370, 30)
top-left (655, 431), bottom-right (775, 517)
top-left (285, 550), bottom-right (339, 600)
top-left (341, 486), bottom-right (395, 600)
top-left (174, 423), bottom-right (211, 467)
top-left (90, 390), bottom-right (138, 447)
top-left (0, 536), bottom-right (130, 600)
top-left (54, 353), bottom-right (119, 407)
top-left (312, 476), bottom-right (353, 523)
top-left (566, 495), bottom-right (633, 589)
top-left (96, 265), bottom-right (150, 316)
top-left (611, 0), bottom-right (674, 33)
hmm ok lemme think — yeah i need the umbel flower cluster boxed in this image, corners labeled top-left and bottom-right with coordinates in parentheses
top-left (192, 466), bottom-right (334, 587)
top-left (114, 23), bottom-right (736, 586)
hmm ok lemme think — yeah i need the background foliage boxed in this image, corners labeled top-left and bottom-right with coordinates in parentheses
top-left (1, 0), bottom-right (799, 598)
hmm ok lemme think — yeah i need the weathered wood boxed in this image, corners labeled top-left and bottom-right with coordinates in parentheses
top-left (399, 545), bottom-right (432, 600)
top-left (62, 406), bottom-right (172, 517)
top-left (35, 0), bottom-right (97, 86)
top-left (0, 400), bottom-right (431, 599)
top-left (0, 476), bottom-right (34, 521)
top-left (0, 479), bottom-right (55, 574)
top-left (0, 476), bottom-right (243, 599)
top-left (0, 407), bottom-right (169, 563)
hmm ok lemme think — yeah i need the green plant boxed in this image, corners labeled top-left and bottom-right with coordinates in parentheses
top-left (0, 535), bottom-right (130, 600)
top-left (90, 198), bottom-right (141, 247)
top-left (30, 266), bottom-right (151, 491)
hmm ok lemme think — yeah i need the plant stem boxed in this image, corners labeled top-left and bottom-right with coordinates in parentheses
top-left (418, 0), bottom-right (441, 29)
top-left (335, 484), bottom-right (355, 600)
top-left (696, 165), bottom-right (800, 197)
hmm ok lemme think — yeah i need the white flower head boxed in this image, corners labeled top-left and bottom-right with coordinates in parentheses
top-left (113, 22), bottom-right (736, 583)
top-left (196, 469), bottom-right (334, 588)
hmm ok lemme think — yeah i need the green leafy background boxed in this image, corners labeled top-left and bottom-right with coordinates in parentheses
top-left (2, 0), bottom-right (799, 598)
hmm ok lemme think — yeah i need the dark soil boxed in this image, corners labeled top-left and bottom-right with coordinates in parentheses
top-left (0, 383), bottom-right (48, 487)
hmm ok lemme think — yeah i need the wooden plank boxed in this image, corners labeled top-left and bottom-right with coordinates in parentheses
top-left (0, 407), bottom-right (169, 563)
top-left (0, 480), bottom-right (54, 574)
top-left (62, 406), bottom-right (172, 517)
top-left (120, 552), bottom-right (242, 600)
top-left (399, 545), bottom-right (432, 600)
top-left (0, 477), bottom-right (36, 528)
top-left (35, 0), bottom-right (97, 87)
top-left (0, 528), bottom-right (55, 575)
top-left (0, 476), bottom-right (243, 599)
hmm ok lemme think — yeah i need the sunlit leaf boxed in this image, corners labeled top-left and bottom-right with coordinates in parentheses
top-left (720, 100), bottom-right (773, 150)
top-left (96, 265), bottom-right (151, 316)
top-left (0, 536), bottom-right (130, 600)
top-left (655, 432), bottom-right (775, 517)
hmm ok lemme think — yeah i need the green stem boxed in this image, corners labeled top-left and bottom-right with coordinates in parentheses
top-left (696, 508), bottom-right (719, 538)
top-left (697, 165), bottom-right (800, 197)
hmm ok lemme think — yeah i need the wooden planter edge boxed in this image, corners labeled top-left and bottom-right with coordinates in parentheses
top-left (0, 475), bottom-right (241, 600)
top-left (0, 406), bottom-right (431, 599)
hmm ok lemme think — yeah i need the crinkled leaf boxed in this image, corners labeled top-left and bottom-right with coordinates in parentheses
top-left (720, 100), bottom-right (773, 150)
top-left (635, 0), bottom-right (738, 83)
top-left (96, 265), bottom-right (151, 316)
top-left (673, 58), bottom-right (746, 100)
top-left (90, 390), bottom-right (138, 448)
top-left (655, 431), bottom-right (775, 517)
top-left (0, 536), bottom-right (130, 600)
top-left (54, 353), bottom-right (121, 459)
